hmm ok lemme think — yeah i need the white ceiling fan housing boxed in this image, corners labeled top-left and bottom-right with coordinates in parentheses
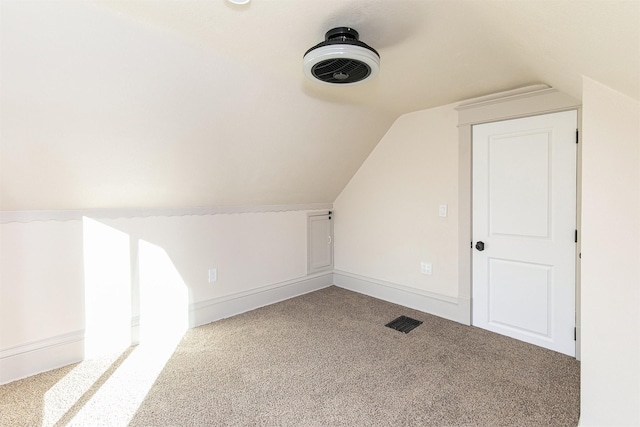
top-left (303, 27), bottom-right (380, 85)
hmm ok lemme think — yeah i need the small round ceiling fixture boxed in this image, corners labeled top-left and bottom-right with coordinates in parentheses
top-left (303, 27), bottom-right (380, 85)
top-left (227, 0), bottom-right (250, 5)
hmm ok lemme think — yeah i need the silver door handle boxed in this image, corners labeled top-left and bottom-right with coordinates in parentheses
top-left (328, 236), bottom-right (332, 245)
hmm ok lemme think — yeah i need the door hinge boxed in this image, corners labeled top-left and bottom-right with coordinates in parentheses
top-left (574, 327), bottom-right (577, 341)
top-left (576, 129), bottom-right (579, 144)
top-left (575, 229), bottom-right (578, 243)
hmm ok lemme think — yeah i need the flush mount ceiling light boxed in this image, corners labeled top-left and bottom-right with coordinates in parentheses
top-left (227, 0), bottom-right (250, 4)
top-left (303, 27), bottom-right (380, 85)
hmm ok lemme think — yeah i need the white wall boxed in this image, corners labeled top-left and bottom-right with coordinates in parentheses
top-left (0, 221), bottom-right (85, 348)
top-left (0, 208), bottom-right (332, 384)
top-left (333, 104), bottom-right (464, 320)
top-left (580, 77), bottom-right (640, 425)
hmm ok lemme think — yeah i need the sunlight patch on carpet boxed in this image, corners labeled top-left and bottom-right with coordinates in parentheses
top-left (42, 221), bottom-right (189, 426)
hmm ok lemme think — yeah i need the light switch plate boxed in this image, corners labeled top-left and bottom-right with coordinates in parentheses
top-left (420, 262), bottom-right (432, 275)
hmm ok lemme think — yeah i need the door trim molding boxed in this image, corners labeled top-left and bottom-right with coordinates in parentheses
top-left (455, 85), bottom-right (581, 354)
top-left (456, 85), bottom-right (581, 126)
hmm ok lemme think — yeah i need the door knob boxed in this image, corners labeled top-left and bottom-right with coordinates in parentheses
top-left (475, 241), bottom-right (485, 251)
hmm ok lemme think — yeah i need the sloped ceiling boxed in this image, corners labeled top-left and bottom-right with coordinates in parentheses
top-left (1, 0), bottom-right (638, 211)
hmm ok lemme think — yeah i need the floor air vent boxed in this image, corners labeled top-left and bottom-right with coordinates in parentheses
top-left (385, 316), bottom-right (423, 334)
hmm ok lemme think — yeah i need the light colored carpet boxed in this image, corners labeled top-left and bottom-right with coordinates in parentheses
top-left (0, 286), bottom-right (580, 426)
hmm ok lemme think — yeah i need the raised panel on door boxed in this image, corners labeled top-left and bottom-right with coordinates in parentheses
top-left (489, 131), bottom-right (551, 238)
top-left (473, 110), bottom-right (577, 356)
top-left (488, 259), bottom-right (551, 337)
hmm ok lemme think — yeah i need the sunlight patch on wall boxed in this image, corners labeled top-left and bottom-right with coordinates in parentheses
top-left (82, 217), bottom-right (131, 358)
top-left (138, 239), bottom-right (189, 344)
top-left (44, 229), bottom-right (189, 426)
top-left (65, 240), bottom-right (188, 425)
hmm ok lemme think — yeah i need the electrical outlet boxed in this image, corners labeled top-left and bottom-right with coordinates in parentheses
top-left (420, 262), bottom-right (432, 275)
top-left (208, 268), bottom-right (217, 283)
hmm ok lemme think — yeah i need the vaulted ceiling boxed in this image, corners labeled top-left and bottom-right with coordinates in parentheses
top-left (1, 0), bottom-right (638, 211)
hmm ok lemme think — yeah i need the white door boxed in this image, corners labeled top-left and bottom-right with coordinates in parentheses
top-left (307, 212), bottom-right (333, 273)
top-left (472, 110), bottom-right (577, 356)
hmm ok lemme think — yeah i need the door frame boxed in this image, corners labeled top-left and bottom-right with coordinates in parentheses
top-left (454, 84), bottom-right (582, 358)
top-left (307, 210), bottom-right (334, 274)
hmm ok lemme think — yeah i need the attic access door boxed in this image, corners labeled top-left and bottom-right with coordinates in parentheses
top-left (472, 110), bottom-right (577, 356)
top-left (307, 211), bottom-right (333, 273)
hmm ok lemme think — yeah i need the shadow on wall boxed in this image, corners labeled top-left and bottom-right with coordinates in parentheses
top-left (38, 217), bottom-right (189, 426)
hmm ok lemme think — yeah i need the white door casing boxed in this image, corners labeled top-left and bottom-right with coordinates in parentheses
top-left (472, 110), bottom-right (577, 356)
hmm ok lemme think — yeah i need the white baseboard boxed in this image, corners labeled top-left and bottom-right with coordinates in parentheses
top-left (131, 315), bottom-right (140, 346)
top-left (189, 271), bottom-right (334, 327)
top-left (333, 270), bottom-right (470, 325)
top-left (0, 330), bottom-right (84, 385)
top-left (1, 270), bottom-right (470, 384)
top-left (0, 272), bottom-right (333, 385)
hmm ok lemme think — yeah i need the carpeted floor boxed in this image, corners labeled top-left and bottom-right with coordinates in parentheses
top-left (0, 286), bottom-right (580, 426)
